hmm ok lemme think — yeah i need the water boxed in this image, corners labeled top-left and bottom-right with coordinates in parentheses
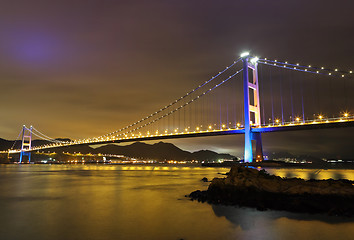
top-left (0, 164), bottom-right (353, 240)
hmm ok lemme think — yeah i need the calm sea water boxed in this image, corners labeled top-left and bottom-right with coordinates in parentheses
top-left (0, 164), bottom-right (353, 240)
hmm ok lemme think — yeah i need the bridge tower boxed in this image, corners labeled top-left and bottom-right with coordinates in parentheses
top-left (241, 53), bottom-right (264, 163)
top-left (19, 125), bottom-right (32, 163)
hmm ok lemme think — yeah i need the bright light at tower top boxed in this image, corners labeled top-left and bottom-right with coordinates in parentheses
top-left (240, 52), bottom-right (250, 58)
top-left (250, 57), bottom-right (259, 64)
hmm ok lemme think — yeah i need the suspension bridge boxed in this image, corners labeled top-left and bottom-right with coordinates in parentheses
top-left (4, 52), bottom-right (354, 163)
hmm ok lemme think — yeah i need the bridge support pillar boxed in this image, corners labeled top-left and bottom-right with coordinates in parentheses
top-left (19, 125), bottom-right (32, 163)
top-left (244, 125), bottom-right (253, 163)
top-left (252, 132), bottom-right (264, 162)
top-left (242, 53), bottom-right (262, 162)
top-left (244, 130), bottom-right (264, 163)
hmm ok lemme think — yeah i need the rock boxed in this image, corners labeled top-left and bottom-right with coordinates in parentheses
top-left (189, 166), bottom-right (354, 216)
top-left (201, 177), bottom-right (208, 182)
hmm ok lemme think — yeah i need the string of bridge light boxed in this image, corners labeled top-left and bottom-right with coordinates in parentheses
top-left (113, 69), bottom-right (243, 140)
top-left (100, 69), bottom-right (244, 141)
top-left (90, 58), bottom-right (243, 142)
top-left (259, 58), bottom-right (353, 78)
top-left (31, 140), bottom-right (77, 151)
top-left (30, 131), bottom-right (59, 143)
top-left (12, 114), bottom-right (354, 152)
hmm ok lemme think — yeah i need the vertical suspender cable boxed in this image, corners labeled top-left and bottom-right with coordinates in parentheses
top-left (178, 104), bottom-right (180, 133)
top-left (280, 68), bottom-right (284, 124)
top-left (328, 77), bottom-right (332, 118)
top-left (301, 76), bottom-right (305, 123)
top-left (316, 78), bottom-right (320, 115)
top-left (260, 64), bottom-right (265, 125)
top-left (219, 89), bottom-right (222, 129)
top-left (168, 105), bottom-right (170, 133)
top-left (344, 76), bottom-right (348, 111)
top-left (311, 75), bottom-right (316, 119)
top-left (234, 71), bottom-right (237, 128)
top-left (290, 70), bottom-right (294, 123)
top-left (184, 98), bottom-right (186, 130)
top-left (213, 90), bottom-right (216, 128)
top-left (270, 67), bottom-right (274, 124)
top-left (202, 91), bottom-right (204, 129)
top-left (197, 92), bottom-right (199, 130)
top-left (227, 102), bottom-right (229, 128)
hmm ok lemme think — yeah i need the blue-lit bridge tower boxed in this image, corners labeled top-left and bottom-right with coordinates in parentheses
top-left (19, 125), bottom-right (32, 163)
top-left (242, 53), bottom-right (263, 163)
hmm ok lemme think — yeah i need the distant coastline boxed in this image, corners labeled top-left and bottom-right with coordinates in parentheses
top-left (1, 138), bottom-right (354, 169)
top-left (202, 160), bottom-right (354, 169)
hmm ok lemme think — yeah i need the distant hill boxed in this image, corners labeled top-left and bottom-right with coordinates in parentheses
top-left (0, 138), bottom-right (13, 151)
top-left (93, 142), bottom-right (235, 161)
top-left (191, 150), bottom-right (235, 162)
top-left (0, 138), bottom-right (235, 162)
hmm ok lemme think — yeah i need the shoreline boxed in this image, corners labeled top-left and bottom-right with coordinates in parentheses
top-left (202, 161), bottom-right (354, 169)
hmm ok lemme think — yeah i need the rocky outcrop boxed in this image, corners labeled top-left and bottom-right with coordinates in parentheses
top-left (201, 177), bottom-right (209, 182)
top-left (189, 166), bottom-right (354, 216)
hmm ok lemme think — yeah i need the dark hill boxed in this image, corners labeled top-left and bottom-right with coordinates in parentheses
top-left (54, 144), bottom-right (95, 154)
top-left (191, 150), bottom-right (235, 162)
top-left (94, 142), bottom-right (220, 161)
top-left (0, 138), bottom-right (13, 151)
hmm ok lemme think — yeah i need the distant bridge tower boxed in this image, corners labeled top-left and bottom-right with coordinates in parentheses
top-left (19, 125), bottom-right (32, 163)
top-left (241, 53), bottom-right (264, 163)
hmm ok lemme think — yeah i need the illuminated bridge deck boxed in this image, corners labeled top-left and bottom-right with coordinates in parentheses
top-left (5, 117), bottom-right (354, 154)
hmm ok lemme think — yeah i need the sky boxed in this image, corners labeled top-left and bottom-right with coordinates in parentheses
top-left (0, 0), bottom-right (353, 158)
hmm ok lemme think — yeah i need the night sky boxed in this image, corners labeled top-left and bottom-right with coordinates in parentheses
top-left (1, 0), bottom-right (353, 158)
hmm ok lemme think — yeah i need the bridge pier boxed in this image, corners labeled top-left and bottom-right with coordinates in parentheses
top-left (19, 151), bottom-right (31, 163)
top-left (244, 130), bottom-right (264, 163)
top-left (252, 132), bottom-right (264, 162)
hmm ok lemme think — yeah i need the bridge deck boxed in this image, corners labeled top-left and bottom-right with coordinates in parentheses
top-left (5, 118), bottom-right (354, 153)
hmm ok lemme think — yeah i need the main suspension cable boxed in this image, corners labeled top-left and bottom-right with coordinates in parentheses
top-left (112, 69), bottom-right (244, 139)
top-left (93, 58), bottom-right (243, 141)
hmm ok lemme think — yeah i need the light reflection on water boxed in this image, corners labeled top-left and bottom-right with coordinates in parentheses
top-left (265, 168), bottom-right (354, 181)
top-left (0, 164), bottom-right (353, 240)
